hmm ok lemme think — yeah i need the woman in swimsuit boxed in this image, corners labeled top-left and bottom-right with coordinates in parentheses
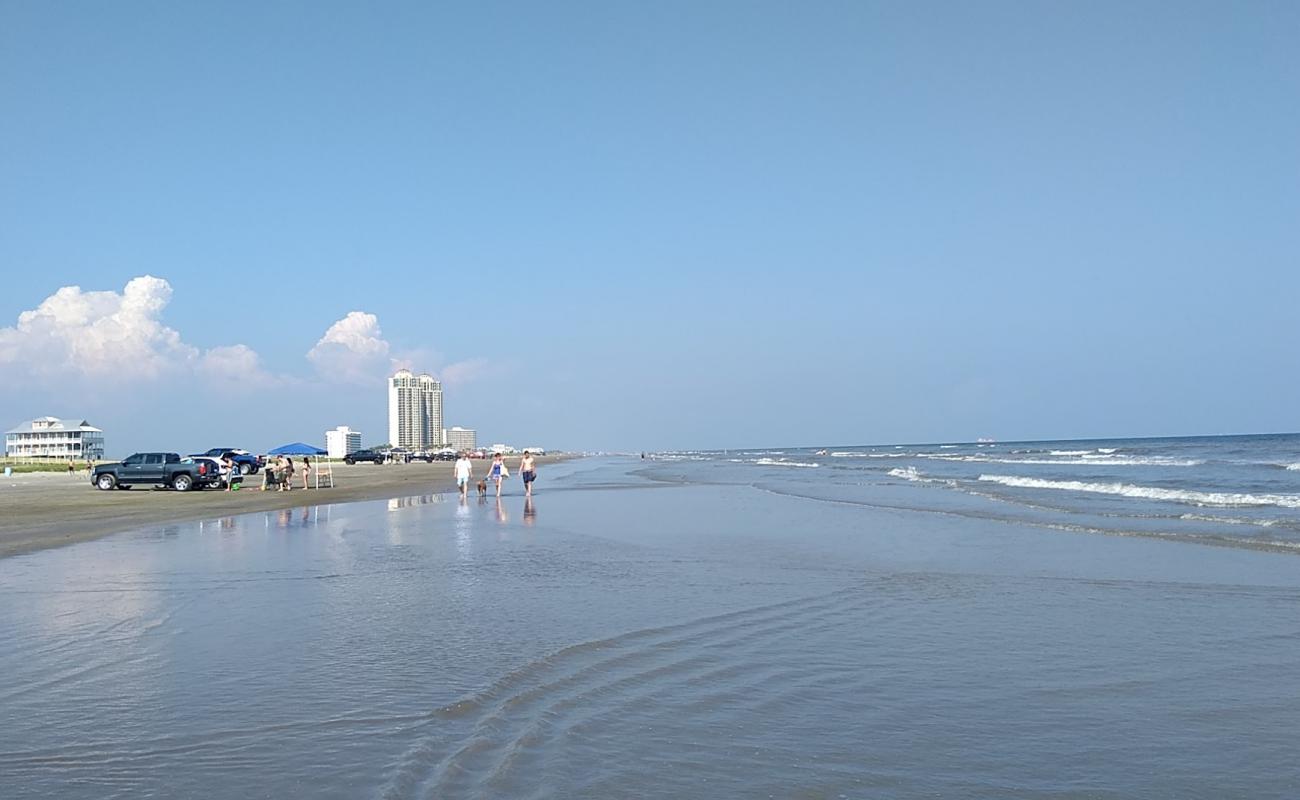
top-left (489, 453), bottom-right (507, 497)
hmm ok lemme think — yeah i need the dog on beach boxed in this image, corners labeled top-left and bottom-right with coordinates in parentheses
top-left (476, 479), bottom-right (488, 498)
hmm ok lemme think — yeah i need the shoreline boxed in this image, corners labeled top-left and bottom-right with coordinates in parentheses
top-left (0, 456), bottom-right (571, 559)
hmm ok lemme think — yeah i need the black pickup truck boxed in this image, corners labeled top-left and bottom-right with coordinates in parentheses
top-left (91, 452), bottom-right (218, 492)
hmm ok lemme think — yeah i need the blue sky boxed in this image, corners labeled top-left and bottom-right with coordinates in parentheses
top-left (2, 1), bottom-right (1297, 454)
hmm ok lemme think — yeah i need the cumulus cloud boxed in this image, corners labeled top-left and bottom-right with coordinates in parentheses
top-left (0, 276), bottom-right (198, 380)
top-left (199, 344), bottom-right (284, 386)
top-left (0, 278), bottom-right (492, 394)
top-left (439, 358), bottom-right (494, 386)
top-left (306, 311), bottom-right (392, 383)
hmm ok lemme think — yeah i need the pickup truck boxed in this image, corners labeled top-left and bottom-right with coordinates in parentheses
top-left (190, 448), bottom-right (262, 475)
top-left (91, 453), bottom-right (216, 492)
top-left (343, 449), bottom-right (386, 465)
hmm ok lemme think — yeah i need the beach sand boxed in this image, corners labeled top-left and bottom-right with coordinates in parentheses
top-left (0, 456), bottom-right (566, 559)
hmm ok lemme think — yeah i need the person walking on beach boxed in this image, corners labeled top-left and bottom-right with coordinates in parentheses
top-left (68, 460), bottom-right (75, 478)
top-left (301, 456), bottom-right (312, 490)
top-left (519, 451), bottom-right (537, 498)
top-left (488, 452), bottom-right (508, 497)
top-left (455, 452), bottom-right (474, 498)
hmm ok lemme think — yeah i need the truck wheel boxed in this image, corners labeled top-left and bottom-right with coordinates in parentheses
top-left (173, 474), bottom-right (194, 492)
top-left (344, 458), bottom-right (355, 465)
top-left (96, 473), bottom-right (116, 490)
top-left (239, 463), bottom-right (253, 475)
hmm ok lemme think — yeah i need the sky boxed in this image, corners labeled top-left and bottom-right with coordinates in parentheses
top-left (2, 1), bottom-right (1297, 455)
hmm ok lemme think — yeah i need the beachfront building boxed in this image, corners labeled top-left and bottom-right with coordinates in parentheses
top-left (388, 370), bottom-right (443, 451)
top-left (325, 426), bottom-right (363, 459)
top-left (445, 426), bottom-right (477, 452)
top-left (5, 417), bottom-right (105, 459)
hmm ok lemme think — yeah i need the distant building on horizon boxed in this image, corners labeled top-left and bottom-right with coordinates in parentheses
top-left (388, 370), bottom-right (443, 451)
top-left (445, 426), bottom-right (476, 451)
top-left (325, 426), bottom-right (362, 459)
top-left (5, 416), bottom-right (105, 459)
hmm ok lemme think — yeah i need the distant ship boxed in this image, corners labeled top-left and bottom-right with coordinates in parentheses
top-left (976, 437), bottom-right (996, 444)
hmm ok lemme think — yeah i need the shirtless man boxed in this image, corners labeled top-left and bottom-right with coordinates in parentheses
top-left (518, 451), bottom-right (537, 498)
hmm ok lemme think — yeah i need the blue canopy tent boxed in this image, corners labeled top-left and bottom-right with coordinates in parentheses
top-left (268, 442), bottom-right (327, 456)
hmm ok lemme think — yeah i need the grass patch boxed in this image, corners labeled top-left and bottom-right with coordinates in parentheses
top-left (1, 463), bottom-right (91, 474)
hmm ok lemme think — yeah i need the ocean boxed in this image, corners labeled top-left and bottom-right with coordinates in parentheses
top-left (658, 432), bottom-right (1300, 552)
top-left (1, 438), bottom-right (1299, 798)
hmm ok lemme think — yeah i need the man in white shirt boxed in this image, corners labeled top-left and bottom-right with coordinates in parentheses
top-left (454, 453), bottom-right (473, 498)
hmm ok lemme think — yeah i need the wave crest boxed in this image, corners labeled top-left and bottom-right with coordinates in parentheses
top-left (978, 474), bottom-right (1300, 509)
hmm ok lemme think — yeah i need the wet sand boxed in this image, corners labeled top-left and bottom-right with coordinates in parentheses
top-left (0, 457), bottom-right (567, 559)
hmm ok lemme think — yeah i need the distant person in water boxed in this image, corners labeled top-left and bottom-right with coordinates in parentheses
top-left (519, 451), bottom-right (537, 498)
top-left (455, 452), bottom-right (474, 498)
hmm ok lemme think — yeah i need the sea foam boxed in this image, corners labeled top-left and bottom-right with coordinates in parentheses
top-left (978, 474), bottom-right (1300, 509)
top-left (755, 458), bottom-right (819, 468)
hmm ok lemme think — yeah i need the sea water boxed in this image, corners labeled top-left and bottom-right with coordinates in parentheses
top-left (1, 445), bottom-right (1299, 798)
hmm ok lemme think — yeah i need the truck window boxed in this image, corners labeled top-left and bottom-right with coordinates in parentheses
top-left (144, 454), bottom-right (164, 465)
top-left (123, 454), bottom-right (143, 465)
top-left (165, 453), bottom-right (181, 462)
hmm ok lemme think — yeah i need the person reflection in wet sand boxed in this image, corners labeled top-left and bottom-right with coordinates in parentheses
top-left (495, 496), bottom-right (509, 523)
top-left (523, 496), bottom-right (536, 526)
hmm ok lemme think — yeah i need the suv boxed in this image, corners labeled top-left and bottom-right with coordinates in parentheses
top-left (191, 448), bottom-right (262, 475)
top-left (343, 449), bottom-right (386, 465)
top-left (92, 453), bottom-right (211, 492)
top-left (185, 456), bottom-right (228, 490)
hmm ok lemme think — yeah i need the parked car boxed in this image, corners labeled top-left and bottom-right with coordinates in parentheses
top-left (432, 450), bottom-right (458, 461)
top-left (184, 456), bottom-right (227, 489)
top-left (343, 449), bottom-right (386, 465)
top-left (92, 453), bottom-right (210, 492)
top-left (190, 448), bottom-right (262, 475)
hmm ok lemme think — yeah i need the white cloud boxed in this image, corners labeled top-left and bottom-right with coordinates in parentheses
top-left (199, 344), bottom-right (284, 386)
top-left (0, 276), bottom-right (198, 380)
top-left (306, 311), bottom-right (392, 383)
top-left (439, 358), bottom-right (494, 386)
top-left (0, 276), bottom-right (290, 389)
top-left (0, 279), bottom-right (491, 395)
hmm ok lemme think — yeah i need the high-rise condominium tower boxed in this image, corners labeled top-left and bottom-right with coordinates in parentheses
top-left (387, 370), bottom-right (443, 450)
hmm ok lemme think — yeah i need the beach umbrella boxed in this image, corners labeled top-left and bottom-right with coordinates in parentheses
top-left (267, 442), bottom-right (327, 456)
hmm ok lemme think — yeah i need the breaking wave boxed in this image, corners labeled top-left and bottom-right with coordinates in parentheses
top-left (978, 474), bottom-right (1300, 509)
top-left (754, 458), bottom-right (819, 468)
